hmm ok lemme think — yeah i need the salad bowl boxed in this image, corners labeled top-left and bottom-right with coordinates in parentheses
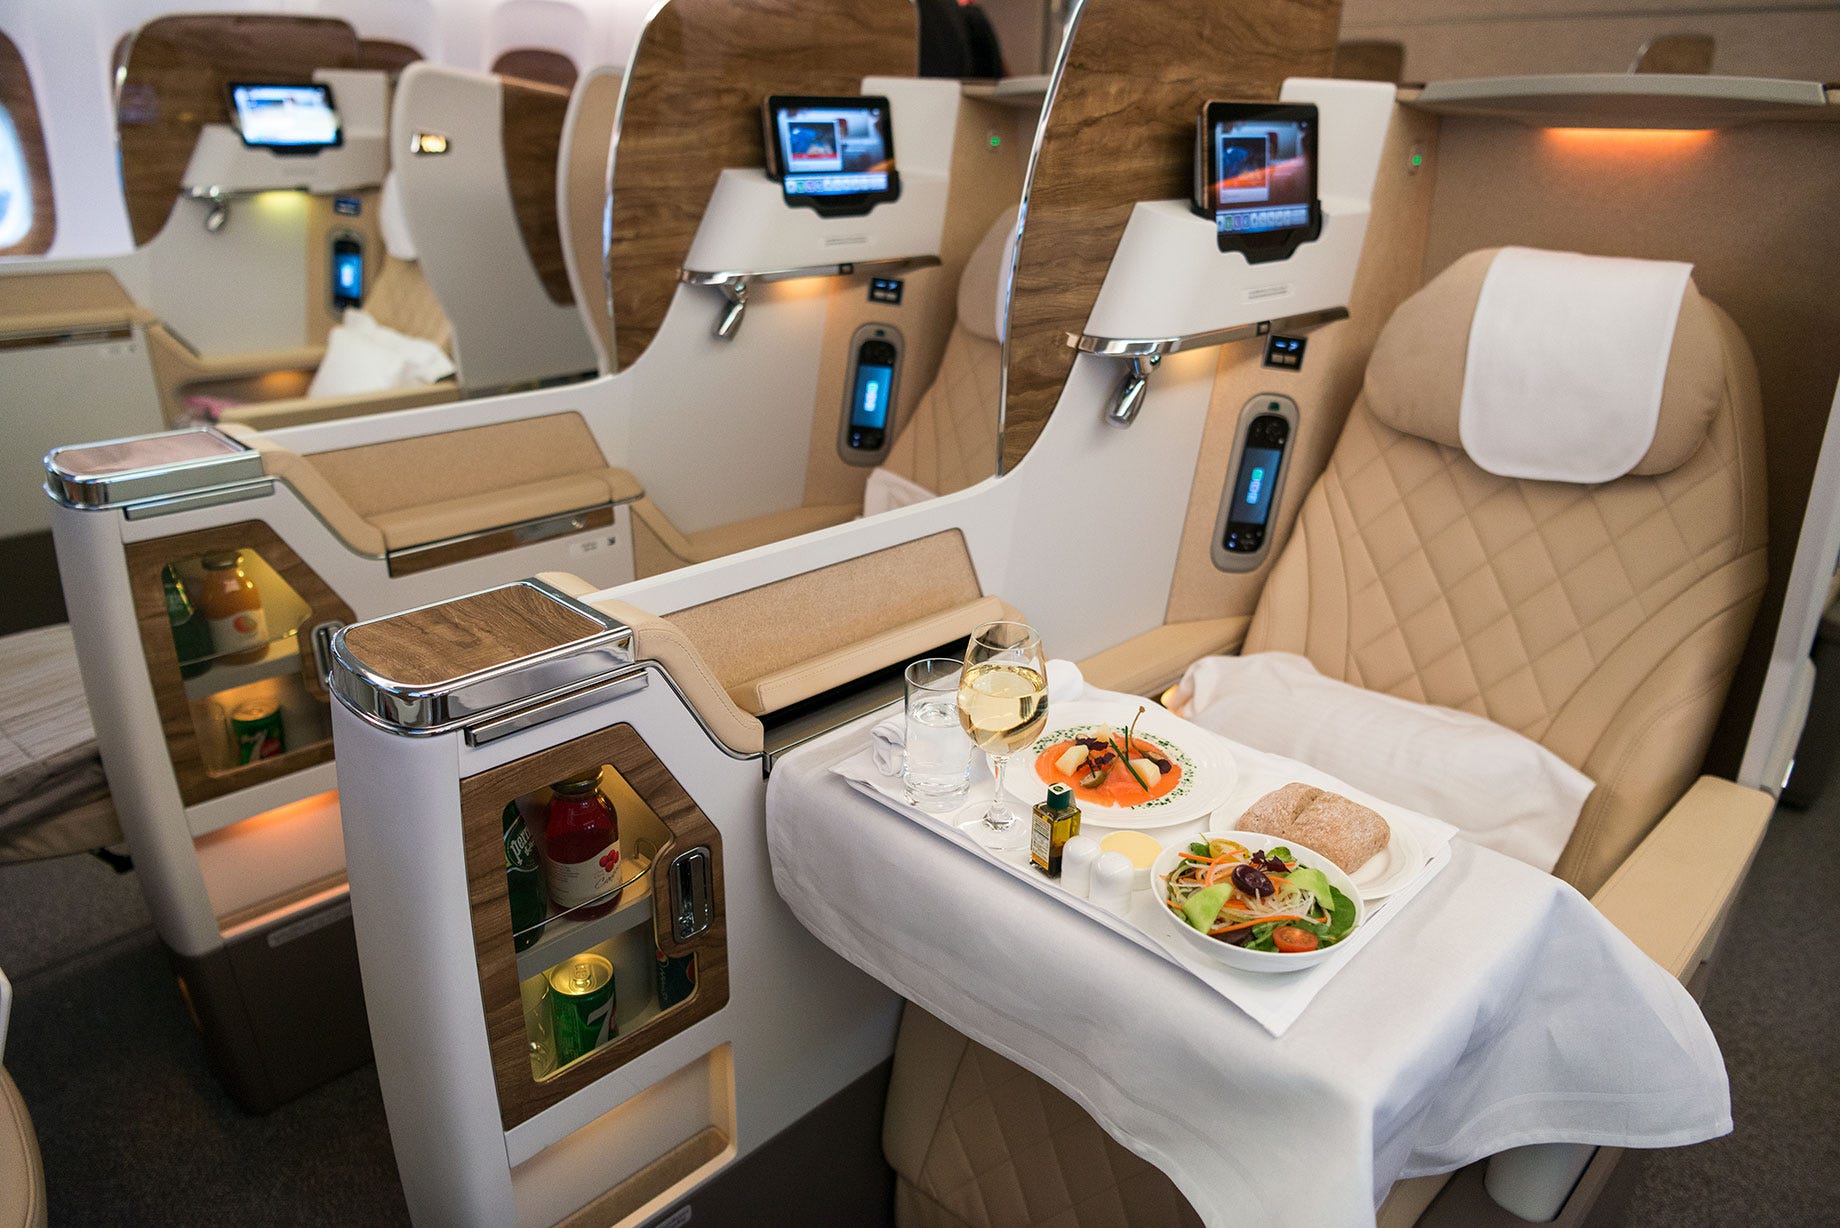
top-left (1150, 831), bottom-right (1366, 973)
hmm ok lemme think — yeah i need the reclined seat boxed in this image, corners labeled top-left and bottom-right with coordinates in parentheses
top-left (884, 247), bottom-right (1768, 1225)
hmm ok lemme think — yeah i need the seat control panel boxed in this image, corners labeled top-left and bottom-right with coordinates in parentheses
top-left (1211, 394), bottom-right (1300, 573)
top-left (837, 323), bottom-right (903, 466)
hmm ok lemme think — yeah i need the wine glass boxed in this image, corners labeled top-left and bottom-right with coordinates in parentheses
top-left (956, 621), bottom-right (1048, 851)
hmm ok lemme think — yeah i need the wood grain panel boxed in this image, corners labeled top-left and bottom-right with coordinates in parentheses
top-left (460, 723), bottom-right (729, 1131)
top-left (0, 31), bottom-right (56, 256)
top-left (355, 39), bottom-right (423, 75)
top-left (607, 0), bottom-right (917, 370)
top-left (340, 582), bottom-right (607, 688)
top-left (999, 0), bottom-right (1341, 471)
top-left (125, 521), bottom-right (355, 807)
top-left (115, 15), bottom-right (364, 248)
top-left (493, 48), bottom-right (579, 92)
top-left (1335, 39), bottom-right (1407, 82)
top-left (502, 78), bottom-right (577, 306)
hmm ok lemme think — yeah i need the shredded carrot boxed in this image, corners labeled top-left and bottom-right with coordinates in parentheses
top-left (1208, 914), bottom-right (1305, 936)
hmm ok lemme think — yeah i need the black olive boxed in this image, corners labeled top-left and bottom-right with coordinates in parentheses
top-left (1231, 864), bottom-right (1275, 898)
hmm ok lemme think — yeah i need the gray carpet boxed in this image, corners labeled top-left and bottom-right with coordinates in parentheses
top-left (1, 781), bottom-right (1835, 1224)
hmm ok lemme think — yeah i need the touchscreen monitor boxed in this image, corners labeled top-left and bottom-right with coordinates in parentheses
top-left (1194, 101), bottom-right (1318, 262)
top-left (763, 95), bottom-right (900, 216)
top-left (228, 83), bottom-right (343, 152)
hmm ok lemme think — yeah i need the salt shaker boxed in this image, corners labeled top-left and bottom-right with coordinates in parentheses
top-left (1089, 851), bottom-right (1136, 915)
top-left (1061, 836), bottom-right (1100, 898)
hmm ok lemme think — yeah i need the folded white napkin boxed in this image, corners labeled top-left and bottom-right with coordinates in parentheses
top-left (874, 659), bottom-right (1088, 776)
top-left (1459, 246), bottom-right (1692, 483)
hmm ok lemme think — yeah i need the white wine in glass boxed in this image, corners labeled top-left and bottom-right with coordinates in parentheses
top-left (957, 621), bottom-right (1048, 851)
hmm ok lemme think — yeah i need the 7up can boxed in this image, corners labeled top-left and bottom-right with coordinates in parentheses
top-left (549, 954), bottom-right (615, 1066)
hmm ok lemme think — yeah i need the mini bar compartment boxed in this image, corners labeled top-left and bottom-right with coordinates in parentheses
top-left (127, 521), bottom-right (355, 807)
top-left (462, 722), bottom-right (728, 1129)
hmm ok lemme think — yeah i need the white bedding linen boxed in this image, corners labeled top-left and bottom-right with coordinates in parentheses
top-left (767, 709), bottom-right (1729, 1226)
top-left (1459, 247), bottom-right (1692, 483)
top-left (1172, 653), bottom-right (1594, 872)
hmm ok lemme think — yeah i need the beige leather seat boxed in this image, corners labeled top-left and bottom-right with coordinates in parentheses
top-left (0, 1071), bottom-right (44, 1228)
top-left (885, 248), bottom-right (1767, 1226)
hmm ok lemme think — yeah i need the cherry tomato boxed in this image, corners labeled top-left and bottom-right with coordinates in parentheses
top-left (1271, 925), bottom-right (1319, 954)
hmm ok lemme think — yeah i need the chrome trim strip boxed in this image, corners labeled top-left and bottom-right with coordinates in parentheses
top-left (328, 579), bottom-right (635, 736)
top-left (119, 477), bottom-right (276, 520)
top-left (1065, 307), bottom-right (1350, 358)
top-left (383, 501), bottom-right (625, 566)
top-left (465, 671), bottom-right (650, 746)
top-left (678, 254), bottom-right (941, 289)
top-left (43, 426), bottom-right (263, 510)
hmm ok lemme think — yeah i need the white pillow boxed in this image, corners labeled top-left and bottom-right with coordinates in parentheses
top-left (861, 466), bottom-right (936, 517)
top-left (306, 322), bottom-right (412, 399)
top-left (343, 308), bottom-right (455, 384)
top-left (1171, 652), bottom-right (1595, 873)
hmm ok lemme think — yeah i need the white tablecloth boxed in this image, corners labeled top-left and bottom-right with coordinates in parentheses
top-left (766, 718), bottom-right (1731, 1226)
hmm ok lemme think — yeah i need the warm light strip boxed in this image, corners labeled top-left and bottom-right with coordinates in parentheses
top-left (1543, 126), bottom-right (1714, 147)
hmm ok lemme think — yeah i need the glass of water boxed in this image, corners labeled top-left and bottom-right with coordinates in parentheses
top-left (903, 658), bottom-right (974, 812)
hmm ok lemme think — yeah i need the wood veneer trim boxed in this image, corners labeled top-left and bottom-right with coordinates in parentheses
top-left (999, 0), bottom-right (1340, 471)
top-left (115, 14), bottom-right (363, 247)
top-left (0, 32), bottom-right (55, 256)
top-left (606, 0), bottom-right (917, 370)
top-left (501, 77), bottom-right (577, 306)
top-left (125, 521), bottom-right (355, 808)
top-left (339, 583), bottom-right (606, 687)
top-left (460, 723), bottom-right (730, 1131)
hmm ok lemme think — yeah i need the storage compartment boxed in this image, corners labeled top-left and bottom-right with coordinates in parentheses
top-left (127, 521), bottom-right (356, 806)
top-left (461, 723), bottom-right (729, 1129)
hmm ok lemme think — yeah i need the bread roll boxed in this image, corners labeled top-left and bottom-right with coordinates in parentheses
top-left (1236, 782), bottom-right (1389, 873)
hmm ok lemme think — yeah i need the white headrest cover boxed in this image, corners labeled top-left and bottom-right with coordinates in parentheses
top-left (379, 172), bottom-right (416, 262)
top-left (956, 205), bottom-right (1020, 344)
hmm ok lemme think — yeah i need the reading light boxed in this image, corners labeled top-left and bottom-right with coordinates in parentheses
top-left (1106, 355), bottom-right (1159, 429)
top-left (412, 130), bottom-right (450, 155)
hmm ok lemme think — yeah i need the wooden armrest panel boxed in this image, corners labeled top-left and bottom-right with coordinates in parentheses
top-left (1591, 775), bottom-right (1773, 980)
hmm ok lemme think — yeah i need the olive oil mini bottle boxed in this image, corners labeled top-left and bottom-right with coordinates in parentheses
top-left (1030, 782), bottom-right (1082, 877)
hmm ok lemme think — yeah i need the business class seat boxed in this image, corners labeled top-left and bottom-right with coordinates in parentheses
top-left (884, 248), bottom-right (1769, 1227)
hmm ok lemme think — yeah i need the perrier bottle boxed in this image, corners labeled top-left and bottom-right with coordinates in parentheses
top-left (162, 566), bottom-right (213, 679)
top-left (503, 802), bottom-right (548, 950)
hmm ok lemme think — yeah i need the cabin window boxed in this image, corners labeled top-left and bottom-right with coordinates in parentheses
top-left (0, 30), bottom-right (53, 254)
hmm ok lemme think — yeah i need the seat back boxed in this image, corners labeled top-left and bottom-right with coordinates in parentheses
top-left (367, 171), bottom-right (454, 355)
top-left (1243, 248), bottom-right (1767, 892)
top-left (878, 207), bottom-right (1015, 498)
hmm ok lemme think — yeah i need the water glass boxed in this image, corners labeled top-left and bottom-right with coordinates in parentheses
top-left (903, 658), bottom-right (974, 812)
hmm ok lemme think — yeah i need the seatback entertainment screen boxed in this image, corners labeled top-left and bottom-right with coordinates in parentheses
top-left (763, 95), bottom-right (900, 217)
top-left (1193, 101), bottom-right (1319, 262)
top-left (228, 83), bottom-right (343, 152)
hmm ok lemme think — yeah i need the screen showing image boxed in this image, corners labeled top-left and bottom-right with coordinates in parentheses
top-left (1230, 445), bottom-right (1284, 527)
top-left (772, 101), bottom-right (893, 199)
top-left (1210, 111), bottom-right (1312, 239)
top-left (230, 84), bottom-right (342, 150)
top-left (850, 361), bottom-right (895, 431)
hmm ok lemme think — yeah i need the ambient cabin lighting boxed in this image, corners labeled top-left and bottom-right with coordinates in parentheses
top-left (1542, 127), bottom-right (1714, 152)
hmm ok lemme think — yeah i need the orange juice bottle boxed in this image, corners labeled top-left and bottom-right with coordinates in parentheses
top-left (195, 552), bottom-right (268, 665)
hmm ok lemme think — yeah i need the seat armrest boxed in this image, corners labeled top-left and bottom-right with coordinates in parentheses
top-left (581, 597), bottom-right (766, 757)
top-left (216, 382), bottom-right (458, 431)
top-left (1077, 617), bottom-right (1251, 698)
top-left (1591, 775), bottom-right (1773, 980)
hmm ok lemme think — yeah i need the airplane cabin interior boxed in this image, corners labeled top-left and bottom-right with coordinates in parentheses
top-left (0, 0), bottom-right (1837, 1225)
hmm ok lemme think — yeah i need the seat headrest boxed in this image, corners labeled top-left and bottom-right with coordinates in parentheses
top-left (956, 205), bottom-right (1020, 344)
top-left (379, 172), bottom-right (416, 262)
top-left (1364, 247), bottom-right (1729, 478)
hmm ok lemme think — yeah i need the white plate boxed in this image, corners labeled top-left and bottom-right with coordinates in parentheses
top-left (1006, 700), bottom-right (1238, 830)
top-left (1149, 831), bottom-right (1367, 973)
top-left (1215, 804), bottom-right (1425, 901)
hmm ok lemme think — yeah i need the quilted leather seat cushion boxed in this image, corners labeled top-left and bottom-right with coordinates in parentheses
top-left (1364, 248), bottom-right (1726, 476)
top-left (880, 321), bottom-right (1002, 498)
top-left (1243, 300), bottom-right (1766, 893)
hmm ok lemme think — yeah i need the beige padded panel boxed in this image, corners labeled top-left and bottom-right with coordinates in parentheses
top-left (668, 530), bottom-right (982, 690)
top-left (1364, 249), bottom-right (1727, 477)
top-left (885, 1005), bottom-right (1203, 1228)
top-left (369, 472), bottom-right (616, 550)
top-left (365, 256), bottom-right (455, 356)
top-left (306, 413), bottom-right (607, 518)
top-left (0, 1069), bottom-right (46, 1228)
top-left (220, 425), bottom-right (388, 556)
top-left (628, 499), bottom-right (859, 577)
top-left (881, 322), bottom-right (1003, 498)
top-left (582, 597), bottom-right (765, 756)
top-left (1243, 304), bottom-right (1767, 894)
top-left (1076, 617), bottom-right (1251, 698)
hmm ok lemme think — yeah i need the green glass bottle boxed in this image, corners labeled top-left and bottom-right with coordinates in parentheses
top-left (503, 802), bottom-right (548, 950)
top-left (162, 566), bottom-right (213, 679)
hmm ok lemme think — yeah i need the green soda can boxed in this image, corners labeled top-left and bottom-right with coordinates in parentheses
top-left (229, 700), bottom-right (285, 764)
top-left (655, 950), bottom-right (696, 1010)
top-left (549, 954), bottom-right (615, 1066)
top-left (502, 803), bottom-right (548, 951)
